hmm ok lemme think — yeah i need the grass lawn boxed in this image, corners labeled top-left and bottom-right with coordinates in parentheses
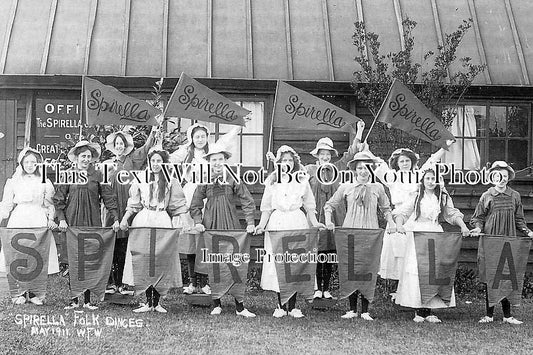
top-left (0, 274), bottom-right (532, 355)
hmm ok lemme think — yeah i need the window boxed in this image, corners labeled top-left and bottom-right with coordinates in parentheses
top-left (442, 103), bottom-right (531, 171)
top-left (177, 100), bottom-right (265, 167)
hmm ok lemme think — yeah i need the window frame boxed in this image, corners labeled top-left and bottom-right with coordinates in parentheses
top-left (447, 100), bottom-right (532, 176)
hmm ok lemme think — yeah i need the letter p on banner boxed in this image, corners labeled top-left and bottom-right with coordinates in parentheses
top-left (0, 228), bottom-right (51, 299)
top-left (66, 228), bottom-right (115, 301)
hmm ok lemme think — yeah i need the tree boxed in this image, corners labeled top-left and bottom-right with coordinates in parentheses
top-left (352, 17), bottom-right (486, 158)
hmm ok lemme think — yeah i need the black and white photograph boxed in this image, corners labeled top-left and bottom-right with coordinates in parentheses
top-left (0, 0), bottom-right (532, 354)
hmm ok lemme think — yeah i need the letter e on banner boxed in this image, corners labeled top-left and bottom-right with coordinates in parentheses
top-left (282, 234), bottom-right (310, 283)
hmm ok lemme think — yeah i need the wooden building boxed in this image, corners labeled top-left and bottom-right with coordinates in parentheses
top-left (0, 0), bottom-right (532, 267)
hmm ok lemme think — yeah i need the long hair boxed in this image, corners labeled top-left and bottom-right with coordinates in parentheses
top-left (185, 126), bottom-right (209, 164)
top-left (148, 150), bottom-right (170, 203)
top-left (268, 150), bottom-right (303, 185)
top-left (20, 151), bottom-right (42, 177)
top-left (414, 169), bottom-right (447, 221)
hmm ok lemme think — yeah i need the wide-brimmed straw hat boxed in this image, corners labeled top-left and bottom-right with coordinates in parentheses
top-left (67, 141), bottom-right (101, 163)
top-left (105, 131), bottom-right (134, 156)
top-left (489, 161), bottom-right (515, 181)
top-left (203, 143), bottom-right (232, 160)
top-left (347, 150), bottom-right (379, 170)
top-left (310, 137), bottom-right (338, 158)
top-left (17, 147), bottom-right (43, 165)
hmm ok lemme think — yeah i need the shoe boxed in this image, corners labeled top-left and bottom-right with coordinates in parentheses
top-left (313, 290), bottom-right (323, 299)
top-left (154, 304), bottom-right (167, 313)
top-left (288, 308), bottom-right (304, 318)
top-left (210, 306), bottom-right (223, 315)
top-left (478, 316), bottom-right (493, 323)
top-left (425, 315), bottom-right (442, 323)
top-left (64, 302), bottom-right (79, 310)
top-left (273, 307), bottom-right (287, 318)
top-left (83, 303), bottom-right (98, 311)
top-left (183, 284), bottom-right (196, 295)
top-left (413, 315), bottom-right (425, 323)
top-left (133, 303), bottom-right (152, 313)
top-left (341, 310), bottom-right (359, 319)
top-left (200, 285), bottom-right (211, 295)
top-left (503, 317), bottom-right (523, 325)
top-left (119, 285), bottom-right (134, 296)
top-left (13, 296), bottom-right (26, 305)
top-left (236, 308), bottom-right (256, 318)
top-left (361, 312), bottom-right (374, 321)
top-left (105, 285), bottom-right (117, 295)
top-left (323, 291), bottom-right (333, 299)
top-left (29, 297), bottom-right (44, 306)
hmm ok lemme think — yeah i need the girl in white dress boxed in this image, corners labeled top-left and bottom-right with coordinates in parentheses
top-left (0, 147), bottom-right (59, 305)
top-left (394, 168), bottom-right (470, 323)
top-left (255, 145), bottom-right (324, 318)
top-left (120, 146), bottom-right (188, 313)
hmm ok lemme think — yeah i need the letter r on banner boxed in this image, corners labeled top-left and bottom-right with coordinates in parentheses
top-left (212, 234), bottom-right (241, 284)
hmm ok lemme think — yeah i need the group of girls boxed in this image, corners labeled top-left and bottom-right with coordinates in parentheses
top-left (1, 120), bottom-right (532, 324)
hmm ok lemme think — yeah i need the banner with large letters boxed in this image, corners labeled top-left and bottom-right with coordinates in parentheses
top-left (376, 79), bottom-right (455, 149)
top-left (66, 228), bottom-right (115, 301)
top-left (335, 228), bottom-right (383, 302)
top-left (0, 228), bottom-right (51, 298)
top-left (478, 235), bottom-right (531, 307)
top-left (128, 228), bottom-right (182, 296)
top-left (201, 230), bottom-right (250, 301)
top-left (83, 77), bottom-right (161, 126)
top-left (268, 229), bottom-right (319, 305)
top-left (414, 231), bottom-right (462, 305)
top-left (273, 81), bottom-right (361, 132)
top-left (165, 72), bottom-right (250, 126)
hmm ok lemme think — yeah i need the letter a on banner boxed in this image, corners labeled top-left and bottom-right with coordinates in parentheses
top-left (334, 228), bottom-right (383, 301)
top-left (478, 235), bottom-right (531, 307)
top-left (273, 81), bottom-right (361, 132)
top-left (202, 230), bottom-right (250, 301)
top-left (375, 79), bottom-right (455, 149)
top-left (83, 77), bottom-right (161, 126)
top-left (413, 231), bottom-right (462, 305)
top-left (0, 228), bottom-right (51, 299)
top-left (165, 72), bottom-right (250, 126)
top-left (269, 229), bottom-right (319, 305)
top-left (66, 228), bottom-right (115, 301)
top-left (128, 228), bottom-right (182, 296)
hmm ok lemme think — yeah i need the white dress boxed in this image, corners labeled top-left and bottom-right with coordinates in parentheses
top-left (0, 174), bottom-right (59, 274)
top-left (170, 147), bottom-right (208, 254)
top-left (122, 177), bottom-right (187, 286)
top-left (393, 192), bottom-right (462, 308)
top-left (375, 152), bottom-right (441, 280)
top-left (260, 174), bottom-right (316, 292)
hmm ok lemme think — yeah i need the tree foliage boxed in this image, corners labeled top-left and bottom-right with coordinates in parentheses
top-left (352, 17), bottom-right (486, 156)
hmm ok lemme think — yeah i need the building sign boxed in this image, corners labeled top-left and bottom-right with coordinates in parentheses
top-left (35, 99), bottom-right (83, 162)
